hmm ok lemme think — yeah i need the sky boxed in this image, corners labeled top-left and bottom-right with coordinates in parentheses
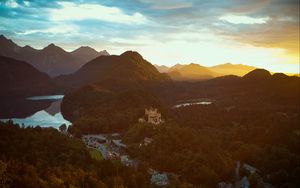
top-left (0, 0), bottom-right (299, 73)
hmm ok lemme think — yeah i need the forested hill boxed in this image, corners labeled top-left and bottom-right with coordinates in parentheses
top-left (55, 51), bottom-right (171, 91)
top-left (0, 56), bottom-right (55, 98)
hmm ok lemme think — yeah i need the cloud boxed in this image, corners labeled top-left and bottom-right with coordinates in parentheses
top-left (23, 1), bottom-right (30, 7)
top-left (216, 16), bottom-right (299, 56)
top-left (140, 0), bottom-right (192, 10)
top-left (49, 2), bottom-right (147, 25)
top-left (219, 15), bottom-right (270, 24)
top-left (16, 24), bottom-right (78, 35)
top-left (5, 0), bottom-right (18, 8)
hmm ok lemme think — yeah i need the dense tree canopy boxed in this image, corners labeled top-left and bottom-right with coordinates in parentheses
top-left (0, 121), bottom-right (151, 188)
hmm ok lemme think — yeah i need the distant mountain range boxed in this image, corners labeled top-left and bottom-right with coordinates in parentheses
top-left (155, 62), bottom-right (257, 80)
top-left (0, 35), bottom-right (109, 77)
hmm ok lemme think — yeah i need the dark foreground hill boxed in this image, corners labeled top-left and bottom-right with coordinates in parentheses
top-left (0, 56), bottom-right (55, 98)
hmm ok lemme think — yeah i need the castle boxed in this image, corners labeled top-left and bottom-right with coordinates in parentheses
top-left (139, 108), bottom-right (164, 125)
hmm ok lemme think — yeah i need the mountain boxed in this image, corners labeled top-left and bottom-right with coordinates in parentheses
top-left (168, 63), bottom-right (218, 80)
top-left (34, 43), bottom-right (82, 76)
top-left (55, 51), bottom-right (171, 91)
top-left (210, 63), bottom-right (256, 76)
top-left (59, 51), bottom-right (173, 131)
top-left (0, 56), bottom-right (55, 98)
top-left (169, 64), bottom-right (185, 71)
top-left (155, 63), bottom-right (258, 81)
top-left (243, 68), bottom-right (272, 80)
top-left (71, 46), bottom-right (109, 63)
top-left (0, 35), bottom-right (108, 77)
top-left (178, 68), bottom-right (300, 108)
top-left (154, 64), bottom-right (169, 73)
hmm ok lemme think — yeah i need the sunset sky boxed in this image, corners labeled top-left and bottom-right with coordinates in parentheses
top-left (0, 0), bottom-right (299, 73)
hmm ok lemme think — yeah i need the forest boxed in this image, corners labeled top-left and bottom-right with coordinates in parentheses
top-left (0, 121), bottom-right (152, 188)
top-left (57, 69), bottom-right (300, 187)
top-left (123, 102), bottom-right (300, 187)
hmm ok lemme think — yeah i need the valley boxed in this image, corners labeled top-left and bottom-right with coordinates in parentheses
top-left (0, 36), bottom-right (299, 187)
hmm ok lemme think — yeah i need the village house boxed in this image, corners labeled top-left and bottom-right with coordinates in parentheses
top-left (112, 139), bottom-right (127, 148)
top-left (143, 137), bottom-right (153, 146)
top-left (150, 172), bottom-right (169, 186)
top-left (120, 155), bottom-right (137, 167)
top-left (243, 163), bottom-right (256, 174)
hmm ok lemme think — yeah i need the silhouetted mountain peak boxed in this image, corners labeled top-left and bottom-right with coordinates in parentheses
top-left (56, 51), bottom-right (170, 90)
top-left (72, 46), bottom-right (98, 55)
top-left (243, 69), bottom-right (271, 80)
top-left (99, 50), bottom-right (110, 56)
top-left (121, 51), bottom-right (144, 60)
top-left (188, 63), bottom-right (198, 66)
top-left (0, 35), bottom-right (15, 45)
top-left (187, 63), bottom-right (206, 68)
top-left (154, 64), bottom-right (169, 73)
top-left (169, 64), bottom-right (184, 71)
top-left (272, 73), bottom-right (288, 79)
top-left (78, 46), bottom-right (97, 51)
top-left (0, 34), bottom-right (6, 40)
top-left (42, 43), bottom-right (65, 53)
top-left (23, 45), bottom-right (35, 50)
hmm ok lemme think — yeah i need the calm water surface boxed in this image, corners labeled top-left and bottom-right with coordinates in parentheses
top-left (0, 95), bottom-right (70, 128)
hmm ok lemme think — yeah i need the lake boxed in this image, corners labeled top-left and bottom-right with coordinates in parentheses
top-left (172, 99), bottom-right (214, 108)
top-left (0, 95), bottom-right (71, 129)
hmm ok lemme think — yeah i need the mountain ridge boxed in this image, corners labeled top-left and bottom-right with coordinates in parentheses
top-left (0, 35), bottom-right (109, 77)
top-left (155, 62), bottom-right (258, 81)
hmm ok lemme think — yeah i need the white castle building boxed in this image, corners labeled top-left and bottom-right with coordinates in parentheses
top-left (139, 108), bottom-right (164, 125)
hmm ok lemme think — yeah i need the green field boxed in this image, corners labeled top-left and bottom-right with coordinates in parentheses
top-left (88, 148), bottom-right (104, 161)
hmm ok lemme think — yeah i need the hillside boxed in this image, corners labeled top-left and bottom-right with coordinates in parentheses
top-left (0, 56), bottom-right (55, 98)
top-left (61, 85), bottom-right (165, 133)
top-left (55, 51), bottom-right (171, 91)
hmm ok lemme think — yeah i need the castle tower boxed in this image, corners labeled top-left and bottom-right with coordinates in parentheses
top-left (145, 108), bottom-right (163, 125)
